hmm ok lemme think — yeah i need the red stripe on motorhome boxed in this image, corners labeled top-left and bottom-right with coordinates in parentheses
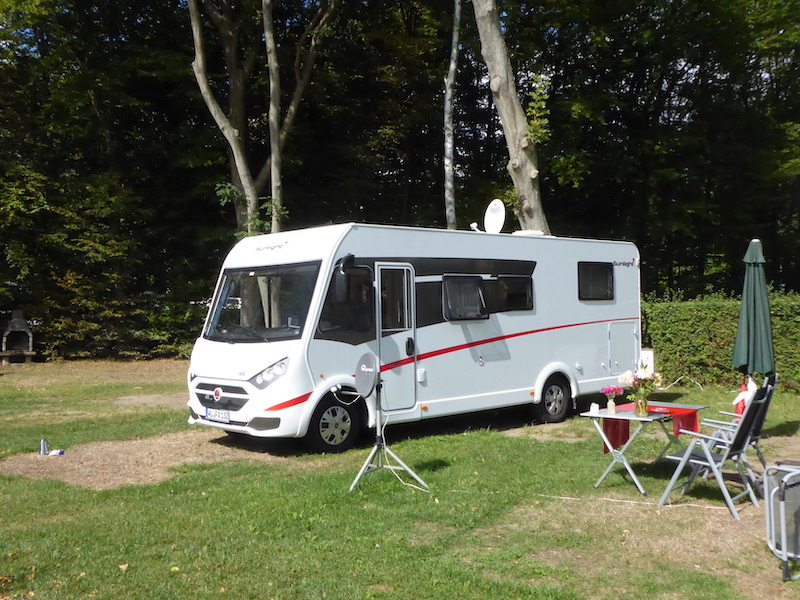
top-left (381, 317), bottom-right (639, 372)
top-left (264, 392), bottom-right (312, 412)
top-left (264, 318), bottom-right (638, 410)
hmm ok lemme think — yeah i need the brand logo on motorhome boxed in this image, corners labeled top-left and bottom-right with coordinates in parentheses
top-left (255, 241), bottom-right (289, 252)
top-left (213, 387), bottom-right (223, 402)
top-left (614, 258), bottom-right (639, 268)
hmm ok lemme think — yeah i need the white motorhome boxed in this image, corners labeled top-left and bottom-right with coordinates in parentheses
top-left (187, 223), bottom-right (641, 452)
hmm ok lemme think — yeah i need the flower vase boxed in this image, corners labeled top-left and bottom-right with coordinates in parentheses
top-left (634, 397), bottom-right (648, 417)
top-left (606, 396), bottom-right (616, 415)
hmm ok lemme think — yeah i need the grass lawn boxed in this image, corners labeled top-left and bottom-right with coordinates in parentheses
top-left (1, 360), bottom-right (798, 599)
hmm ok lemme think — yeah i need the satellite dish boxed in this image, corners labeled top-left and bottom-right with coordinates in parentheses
top-left (354, 353), bottom-right (379, 397)
top-left (483, 199), bottom-right (506, 234)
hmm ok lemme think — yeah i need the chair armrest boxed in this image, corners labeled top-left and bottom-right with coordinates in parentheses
top-left (701, 419), bottom-right (736, 430)
top-left (679, 430), bottom-right (731, 445)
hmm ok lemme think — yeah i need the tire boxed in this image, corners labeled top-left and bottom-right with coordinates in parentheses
top-left (538, 375), bottom-right (571, 423)
top-left (304, 394), bottom-right (362, 453)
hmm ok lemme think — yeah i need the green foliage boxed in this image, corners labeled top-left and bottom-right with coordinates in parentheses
top-left (215, 182), bottom-right (288, 238)
top-left (1, 0), bottom-right (798, 359)
top-left (525, 73), bottom-right (552, 144)
top-left (0, 0), bottom-right (228, 359)
top-left (39, 298), bottom-right (206, 360)
top-left (643, 292), bottom-right (800, 390)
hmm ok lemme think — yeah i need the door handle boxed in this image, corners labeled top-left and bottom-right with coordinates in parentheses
top-left (406, 337), bottom-right (415, 357)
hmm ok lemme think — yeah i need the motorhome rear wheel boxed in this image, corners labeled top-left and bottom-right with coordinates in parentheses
top-left (539, 375), bottom-right (571, 423)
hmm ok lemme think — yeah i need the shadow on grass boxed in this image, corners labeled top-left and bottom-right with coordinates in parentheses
top-left (209, 432), bottom-right (308, 457)
top-left (415, 458), bottom-right (452, 473)
top-left (203, 394), bottom-right (698, 459)
top-left (765, 420), bottom-right (800, 438)
top-left (386, 405), bottom-right (539, 444)
top-left (630, 458), bottom-right (756, 505)
top-left (209, 404), bottom-right (541, 457)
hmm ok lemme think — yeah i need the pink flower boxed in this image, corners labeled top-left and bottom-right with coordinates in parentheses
top-left (601, 385), bottom-right (623, 397)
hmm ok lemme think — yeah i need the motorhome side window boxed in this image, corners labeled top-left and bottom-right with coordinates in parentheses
top-left (204, 261), bottom-right (320, 343)
top-left (316, 268), bottom-right (375, 345)
top-left (489, 276), bottom-right (533, 311)
top-left (578, 262), bottom-right (614, 301)
top-left (443, 276), bottom-right (488, 320)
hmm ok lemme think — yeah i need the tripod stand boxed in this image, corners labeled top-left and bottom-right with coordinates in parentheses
top-left (349, 381), bottom-right (428, 492)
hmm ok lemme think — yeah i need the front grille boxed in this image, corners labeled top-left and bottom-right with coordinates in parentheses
top-left (194, 382), bottom-right (249, 411)
top-left (196, 383), bottom-right (247, 395)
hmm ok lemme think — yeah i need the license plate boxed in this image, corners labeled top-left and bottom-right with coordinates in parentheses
top-left (205, 408), bottom-right (230, 423)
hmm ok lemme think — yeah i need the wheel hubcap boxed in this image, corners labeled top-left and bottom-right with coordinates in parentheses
top-left (544, 385), bottom-right (565, 415)
top-left (318, 405), bottom-right (352, 446)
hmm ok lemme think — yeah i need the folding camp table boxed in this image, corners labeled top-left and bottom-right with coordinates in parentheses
top-left (580, 401), bottom-right (706, 495)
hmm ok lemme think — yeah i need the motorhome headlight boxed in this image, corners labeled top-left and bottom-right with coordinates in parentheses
top-left (251, 358), bottom-right (289, 389)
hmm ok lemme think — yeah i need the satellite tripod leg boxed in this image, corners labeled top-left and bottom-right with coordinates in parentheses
top-left (349, 443), bottom-right (381, 492)
top-left (349, 434), bottom-right (428, 492)
top-left (382, 445), bottom-right (428, 489)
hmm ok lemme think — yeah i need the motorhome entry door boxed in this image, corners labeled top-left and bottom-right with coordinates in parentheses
top-left (376, 263), bottom-right (417, 411)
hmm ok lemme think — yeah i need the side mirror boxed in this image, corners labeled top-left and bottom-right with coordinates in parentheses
top-left (334, 254), bottom-right (355, 304)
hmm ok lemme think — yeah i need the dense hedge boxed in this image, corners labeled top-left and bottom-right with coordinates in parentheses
top-left (19, 300), bottom-right (207, 361)
top-left (642, 293), bottom-right (800, 391)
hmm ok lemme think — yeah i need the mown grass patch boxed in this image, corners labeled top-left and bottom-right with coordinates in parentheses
top-left (0, 360), bottom-right (797, 599)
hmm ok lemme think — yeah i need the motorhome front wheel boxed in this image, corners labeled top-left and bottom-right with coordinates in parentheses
top-left (539, 375), bottom-right (571, 423)
top-left (305, 394), bottom-right (363, 453)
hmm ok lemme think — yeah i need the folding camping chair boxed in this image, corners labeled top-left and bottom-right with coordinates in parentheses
top-left (658, 385), bottom-right (767, 520)
top-left (700, 374), bottom-right (777, 495)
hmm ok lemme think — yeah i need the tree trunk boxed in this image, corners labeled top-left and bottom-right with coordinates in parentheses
top-left (254, 0), bottom-right (340, 232)
top-left (443, 0), bottom-right (460, 230)
top-left (263, 0), bottom-right (283, 234)
top-left (189, 0), bottom-right (338, 235)
top-left (188, 0), bottom-right (259, 233)
top-left (471, 0), bottom-right (550, 234)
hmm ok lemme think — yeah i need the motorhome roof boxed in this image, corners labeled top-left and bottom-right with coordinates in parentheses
top-left (221, 223), bottom-right (637, 270)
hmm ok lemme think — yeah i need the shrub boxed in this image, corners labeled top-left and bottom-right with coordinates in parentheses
top-left (643, 292), bottom-right (800, 391)
top-left (36, 297), bottom-right (206, 360)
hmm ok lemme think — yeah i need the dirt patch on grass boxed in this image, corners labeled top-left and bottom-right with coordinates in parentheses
top-left (114, 392), bottom-right (189, 410)
top-left (0, 429), bottom-right (307, 490)
top-left (0, 359), bottom-right (314, 490)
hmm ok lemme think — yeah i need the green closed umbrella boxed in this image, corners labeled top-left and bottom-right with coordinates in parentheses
top-left (732, 239), bottom-right (775, 376)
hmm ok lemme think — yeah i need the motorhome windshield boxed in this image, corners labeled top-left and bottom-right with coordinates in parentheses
top-left (204, 262), bottom-right (321, 343)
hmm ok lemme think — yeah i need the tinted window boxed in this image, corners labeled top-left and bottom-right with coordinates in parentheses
top-left (443, 276), bottom-right (488, 320)
top-left (578, 262), bottom-right (614, 301)
top-left (315, 268), bottom-right (375, 345)
top-left (416, 281), bottom-right (443, 327)
top-left (486, 276), bottom-right (533, 312)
